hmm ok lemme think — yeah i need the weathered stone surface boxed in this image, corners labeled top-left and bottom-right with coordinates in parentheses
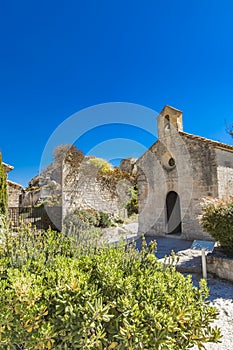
top-left (137, 105), bottom-right (233, 240)
top-left (207, 254), bottom-right (233, 282)
top-left (62, 159), bottom-right (132, 218)
top-left (120, 158), bottom-right (137, 175)
top-left (2, 162), bottom-right (23, 208)
top-left (7, 181), bottom-right (23, 207)
top-left (100, 222), bottom-right (138, 243)
top-left (22, 155), bottom-right (135, 221)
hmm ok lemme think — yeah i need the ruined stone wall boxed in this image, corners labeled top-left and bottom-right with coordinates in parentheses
top-left (215, 148), bottom-right (233, 198)
top-left (62, 160), bottom-right (131, 219)
top-left (120, 158), bottom-right (137, 175)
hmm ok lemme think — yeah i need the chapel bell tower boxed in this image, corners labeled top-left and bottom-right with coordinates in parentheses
top-left (158, 105), bottom-right (183, 140)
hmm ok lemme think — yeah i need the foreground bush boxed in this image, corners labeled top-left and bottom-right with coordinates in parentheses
top-left (199, 196), bottom-right (233, 257)
top-left (0, 153), bottom-right (8, 216)
top-left (0, 222), bottom-right (221, 349)
top-left (126, 184), bottom-right (138, 216)
top-left (64, 209), bottom-right (112, 232)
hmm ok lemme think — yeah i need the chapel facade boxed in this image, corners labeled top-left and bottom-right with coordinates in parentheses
top-left (137, 105), bottom-right (233, 240)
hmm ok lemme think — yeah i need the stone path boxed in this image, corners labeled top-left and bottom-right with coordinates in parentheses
top-left (100, 222), bottom-right (138, 243)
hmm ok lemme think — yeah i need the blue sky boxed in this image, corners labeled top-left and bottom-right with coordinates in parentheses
top-left (1, 0), bottom-right (233, 187)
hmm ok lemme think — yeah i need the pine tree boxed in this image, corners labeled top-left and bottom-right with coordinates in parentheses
top-left (0, 153), bottom-right (8, 216)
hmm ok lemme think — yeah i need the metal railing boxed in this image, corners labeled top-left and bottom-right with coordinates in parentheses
top-left (8, 206), bottom-right (62, 231)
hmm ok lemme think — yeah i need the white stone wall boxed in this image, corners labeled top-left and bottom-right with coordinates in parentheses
top-left (217, 166), bottom-right (233, 198)
top-left (207, 254), bottom-right (233, 282)
top-left (216, 148), bottom-right (233, 198)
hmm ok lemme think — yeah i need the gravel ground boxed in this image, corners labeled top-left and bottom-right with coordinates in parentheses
top-left (156, 240), bottom-right (233, 350)
top-left (102, 227), bottom-right (233, 349)
top-left (189, 273), bottom-right (233, 350)
top-left (100, 222), bottom-right (138, 243)
top-left (151, 237), bottom-right (233, 350)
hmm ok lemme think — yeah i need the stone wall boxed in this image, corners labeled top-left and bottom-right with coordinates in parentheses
top-left (207, 254), bottom-right (233, 282)
top-left (62, 159), bottom-right (131, 219)
top-left (3, 162), bottom-right (23, 208)
top-left (217, 166), bottom-right (233, 198)
top-left (120, 158), bottom-right (137, 175)
top-left (20, 155), bottom-right (133, 222)
top-left (216, 148), bottom-right (233, 198)
top-left (7, 181), bottom-right (23, 207)
top-left (180, 136), bottom-right (218, 240)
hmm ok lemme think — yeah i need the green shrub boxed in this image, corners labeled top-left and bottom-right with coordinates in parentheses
top-left (64, 209), bottom-right (112, 230)
top-left (88, 158), bottom-right (112, 173)
top-left (0, 153), bottom-right (8, 216)
top-left (0, 222), bottom-right (221, 349)
top-left (64, 209), bottom-right (100, 230)
top-left (63, 211), bottom-right (101, 246)
top-left (99, 211), bottom-right (112, 228)
top-left (199, 196), bottom-right (233, 257)
top-left (126, 184), bottom-right (138, 216)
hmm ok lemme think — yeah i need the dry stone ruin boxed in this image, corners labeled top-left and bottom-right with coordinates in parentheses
top-left (22, 146), bottom-right (136, 225)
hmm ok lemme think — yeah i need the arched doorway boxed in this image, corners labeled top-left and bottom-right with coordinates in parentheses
top-left (166, 191), bottom-right (182, 234)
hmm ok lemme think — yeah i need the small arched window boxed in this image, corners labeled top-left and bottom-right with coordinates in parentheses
top-left (165, 115), bottom-right (170, 130)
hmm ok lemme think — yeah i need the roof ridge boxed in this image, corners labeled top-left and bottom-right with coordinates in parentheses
top-left (7, 180), bottom-right (23, 188)
top-left (2, 162), bottom-right (14, 170)
top-left (179, 131), bottom-right (233, 150)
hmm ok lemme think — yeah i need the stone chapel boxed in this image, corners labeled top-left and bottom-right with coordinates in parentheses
top-left (137, 105), bottom-right (233, 240)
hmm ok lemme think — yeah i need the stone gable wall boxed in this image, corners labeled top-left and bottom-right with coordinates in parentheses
top-left (137, 135), bottom-right (218, 240)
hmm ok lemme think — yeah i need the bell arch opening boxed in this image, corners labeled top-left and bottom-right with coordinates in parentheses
top-left (164, 115), bottom-right (170, 130)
